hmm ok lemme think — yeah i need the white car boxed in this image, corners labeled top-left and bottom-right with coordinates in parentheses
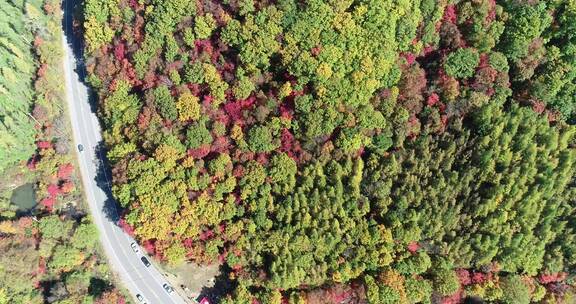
top-left (162, 283), bottom-right (174, 294)
top-left (130, 242), bottom-right (139, 253)
top-left (135, 293), bottom-right (147, 303)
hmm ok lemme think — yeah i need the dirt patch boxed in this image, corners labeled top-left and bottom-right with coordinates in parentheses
top-left (0, 165), bottom-right (30, 193)
top-left (161, 262), bottom-right (220, 302)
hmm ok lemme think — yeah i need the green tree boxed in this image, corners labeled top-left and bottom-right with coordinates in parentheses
top-left (444, 48), bottom-right (480, 78)
top-left (335, 128), bottom-right (371, 154)
top-left (164, 241), bottom-right (186, 266)
top-left (65, 271), bottom-right (91, 296)
top-left (0, 0), bottom-right (40, 172)
top-left (432, 268), bottom-right (460, 296)
top-left (405, 277), bottom-right (432, 304)
top-left (184, 61), bottom-right (204, 84)
top-left (194, 14), bottom-right (216, 40)
top-left (500, 275), bottom-right (530, 304)
top-left (498, 1), bottom-right (551, 61)
top-left (49, 245), bottom-right (85, 273)
top-left (379, 286), bottom-right (401, 304)
top-left (239, 161), bottom-right (267, 199)
top-left (39, 216), bottom-right (73, 240)
top-left (395, 251), bottom-right (431, 274)
top-left (0, 288), bottom-right (8, 304)
top-left (186, 121), bottom-right (213, 149)
top-left (153, 85), bottom-right (177, 121)
top-left (233, 75), bottom-right (255, 100)
top-left (268, 153), bottom-right (297, 194)
top-left (208, 153), bottom-right (232, 178)
top-left (247, 125), bottom-right (278, 152)
top-left (71, 222), bottom-right (99, 250)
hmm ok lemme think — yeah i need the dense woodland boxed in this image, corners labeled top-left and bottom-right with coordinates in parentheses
top-left (83, 0), bottom-right (576, 303)
top-left (0, 0), bottom-right (39, 171)
top-left (0, 0), bottom-right (126, 303)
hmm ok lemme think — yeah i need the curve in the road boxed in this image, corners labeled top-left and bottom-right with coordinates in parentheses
top-left (61, 1), bottom-right (189, 303)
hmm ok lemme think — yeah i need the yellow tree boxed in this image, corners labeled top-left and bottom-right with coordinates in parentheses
top-left (133, 194), bottom-right (175, 241)
top-left (176, 92), bottom-right (201, 122)
top-left (154, 144), bottom-right (184, 170)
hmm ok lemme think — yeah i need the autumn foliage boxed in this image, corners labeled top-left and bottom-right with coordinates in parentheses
top-left (83, 0), bottom-right (576, 303)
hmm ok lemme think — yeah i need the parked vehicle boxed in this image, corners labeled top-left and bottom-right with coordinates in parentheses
top-left (130, 242), bottom-right (139, 253)
top-left (162, 283), bottom-right (174, 294)
top-left (140, 256), bottom-right (151, 267)
top-left (77, 144), bottom-right (84, 152)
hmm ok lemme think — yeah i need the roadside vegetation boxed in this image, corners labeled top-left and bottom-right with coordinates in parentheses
top-left (83, 0), bottom-right (575, 303)
top-left (0, 0), bottom-right (126, 303)
top-left (0, 0), bottom-right (38, 172)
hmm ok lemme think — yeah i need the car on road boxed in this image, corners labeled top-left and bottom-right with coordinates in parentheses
top-left (130, 242), bottom-right (139, 253)
top-left (77, 144), bottom-right (84, 152)
top-left (162, 283), bottom-right (174, 294)
top-left (140, 256), bottom-right (151, 267)
top-left (135, 294), bottom-right (147, 303)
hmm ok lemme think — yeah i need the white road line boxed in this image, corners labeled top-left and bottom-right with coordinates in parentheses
top-left (61, 1), bottom-right (187, 302)
top-left (66, 42), bottom-right (162, 300)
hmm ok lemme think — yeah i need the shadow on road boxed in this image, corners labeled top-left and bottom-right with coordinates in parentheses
top-left (94, 142), bottom-right (122, 223)
top-left (62, 0), bottom-right (99, 113)
top-left (61, 0), bottom-right (124, 226)
top-left (61, 2), bottom-right (226, 302)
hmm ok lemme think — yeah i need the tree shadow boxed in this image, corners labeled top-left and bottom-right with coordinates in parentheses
top-left (88, 277), bottom-right (112, 298)
top-left (196, 264), bottom-right (237, 303)
top-left (463, 296), bottom-right (486, 304)
top-left (94, 142), bottom-right (122, 224)
top-left (61, 0), bottom-right (123, 226)
top-left (61, 0), bottom-right (99, 114)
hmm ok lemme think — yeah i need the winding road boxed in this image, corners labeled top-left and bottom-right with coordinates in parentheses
top-left (61, 1), bottom-right (188, 303)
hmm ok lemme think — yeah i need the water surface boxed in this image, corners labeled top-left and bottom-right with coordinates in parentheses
top-left (10, 183), bottom-right (37, 211)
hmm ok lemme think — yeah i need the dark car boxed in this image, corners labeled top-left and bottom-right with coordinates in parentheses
top-left (77, 144), bottom-right (84, 152)
top-left (140, 256), bottom-right (151, 267)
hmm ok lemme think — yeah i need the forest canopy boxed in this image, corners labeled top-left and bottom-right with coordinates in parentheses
top-left (0, 0), bottom-right (126, 302)
top-left (0, 0), bottom-right (41, 172)
top-left (83, 0), bottom-right (576, 303)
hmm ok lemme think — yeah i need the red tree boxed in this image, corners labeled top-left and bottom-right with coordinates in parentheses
top-left (57, 163), bottom-right (74, 179)
top-left (37, 141), bottom-right (52, 149)
top-left (443, 5), bottom-right (457, 24)
top-left (142, 240), bottom-right (156, 255)
top-left (40, 197), bottom-right (56, 210)
top-left (114, 42), bottom-right (126, 61)
top-left (426, 93), bottom-right (440, 106)
top-left (456, 269), bottom-right (472, 286)
top-left (60, 181), bottom-right (75, 193)
top-left (47, 184), bottom-right (60, 197)
top-left (407, 241), bottom-right (420, 253)
top-left (539, 272), bottom-right (567, 284)
top-left (118, 217), bottom-right (135, 236)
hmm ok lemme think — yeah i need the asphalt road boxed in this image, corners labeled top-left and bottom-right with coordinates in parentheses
top-left (61, 1), bottom-right (188, 303)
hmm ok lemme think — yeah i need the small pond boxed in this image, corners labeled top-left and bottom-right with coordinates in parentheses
top-left (10, 183), bottom-right (37, 211)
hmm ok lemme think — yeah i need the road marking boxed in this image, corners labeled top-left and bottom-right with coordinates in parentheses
top-left (69, 50), bottom-right (165, 304)
top-left (61, 2), bottom-right (176, 302)
top-left (67, 14), bottom-right (184, 304)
